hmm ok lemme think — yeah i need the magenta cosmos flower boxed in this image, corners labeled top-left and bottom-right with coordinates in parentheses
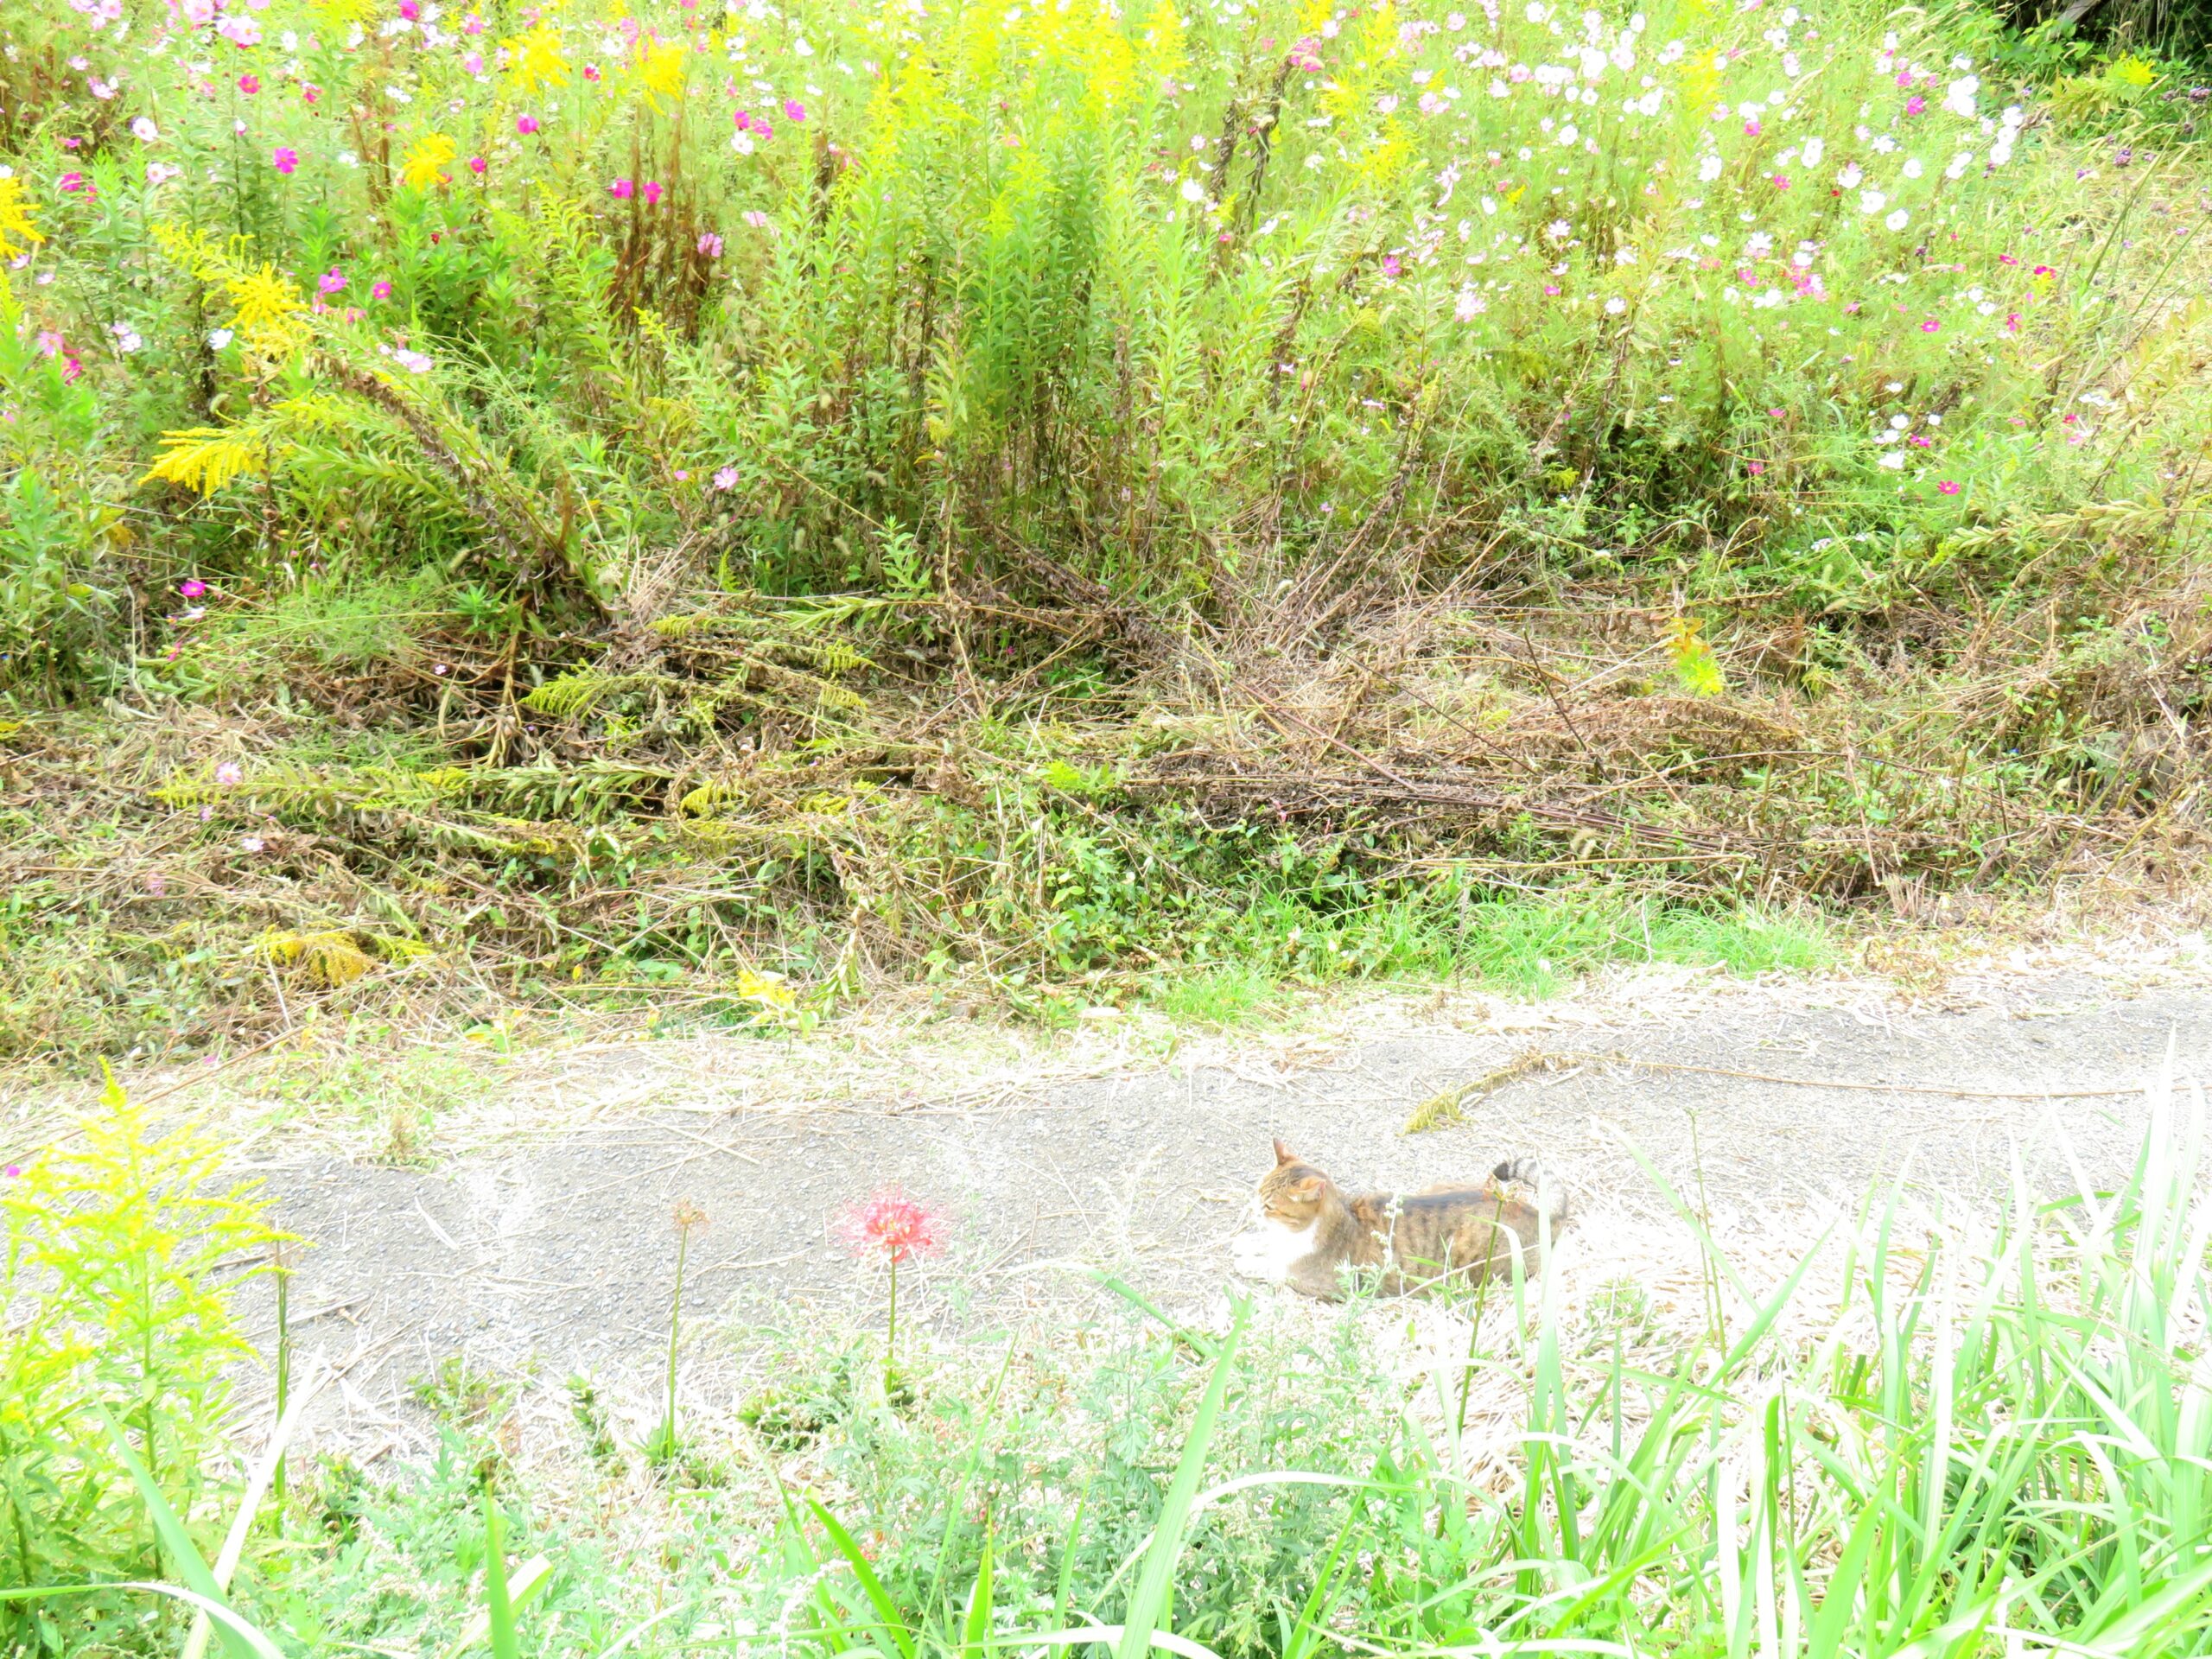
top-left (608, 177), bottom-right (633, 198)
top-left (516, 113), bottom-right (540, 135)
top-left (272, 146), bottom-right (297, 174)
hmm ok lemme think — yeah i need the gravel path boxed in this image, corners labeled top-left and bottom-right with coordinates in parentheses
top-left (243, 957), bottom-right (2210, 1435)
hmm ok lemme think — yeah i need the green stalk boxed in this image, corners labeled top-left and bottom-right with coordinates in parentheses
top-left (271, 1251), bottom-right (290, 1503)
top-left (886, 1252), bottom-right (899, 1378)
top-left (658, 1223), bottom-right (690, 1461)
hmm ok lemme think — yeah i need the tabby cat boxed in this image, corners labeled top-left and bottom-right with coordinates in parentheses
top-left (1229, 1140), bottom-right (1567, 1300)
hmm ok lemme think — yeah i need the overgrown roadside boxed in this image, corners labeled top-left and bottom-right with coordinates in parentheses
top-left (10, 0), bottom-right (2212, 1068)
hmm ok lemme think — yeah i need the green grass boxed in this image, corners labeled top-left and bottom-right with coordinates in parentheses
top-left (1145, 889), bottom-right (1830, 1022)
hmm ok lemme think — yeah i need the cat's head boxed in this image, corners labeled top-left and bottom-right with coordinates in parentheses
top-left (1254, 1138), bottom-right (1336, 1223)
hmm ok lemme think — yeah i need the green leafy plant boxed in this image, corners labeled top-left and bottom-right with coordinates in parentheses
top-left (0, 1079), bottom-right (281, 1649)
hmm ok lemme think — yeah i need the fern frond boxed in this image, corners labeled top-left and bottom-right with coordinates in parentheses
top-left (522, 671), bottom-right (656, 720)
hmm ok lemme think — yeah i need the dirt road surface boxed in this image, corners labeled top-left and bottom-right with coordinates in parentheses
top-left (238, 949), bottom-right (2212, 1450)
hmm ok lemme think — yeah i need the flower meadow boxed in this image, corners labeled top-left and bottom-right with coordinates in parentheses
top-left (3, 0), bottom-right (2204, 649)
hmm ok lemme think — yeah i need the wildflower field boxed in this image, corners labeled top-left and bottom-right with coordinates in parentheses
top-left (2, 0), bottom-right (2211, 1059)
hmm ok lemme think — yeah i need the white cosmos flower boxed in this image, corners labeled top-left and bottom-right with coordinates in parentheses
top-left (1179, 176), bottom-right (1206, 203)
top-left (1698, 153), bottom-right (1722, 181)
top-left (1879, 450), bottom-right (1905, 469)
top-left (1839, 162), bottom-right (1863, 188)
top-left (1885, 208), bottom-right (1909, 230)
top-left (131, 115), bottom-right (159, 141)
top-left (1605, 296), bottom-right (1626, 314)
top-left (1859, 188), bottom-right (1886, 213)
top-left (1902, 156), bottom-right (1923, 179)
top-left (1947, 150), bottom-right (1973, 178)
top-left (1802, 137), bottom-right (1823, 165)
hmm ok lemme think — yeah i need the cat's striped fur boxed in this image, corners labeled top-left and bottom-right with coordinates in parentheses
top-left (1230, 1140), bottom-right (1568, 1300)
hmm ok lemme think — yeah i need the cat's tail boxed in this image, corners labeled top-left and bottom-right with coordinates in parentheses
top-left (1493, 1157), bottom-right (1571, 1231)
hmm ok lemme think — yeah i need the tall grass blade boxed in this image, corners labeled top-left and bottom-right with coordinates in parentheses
top-left (92, 1405), bottom-right (259, 1659)
top-left (1116, 1303), bottom-right (1247, 1659)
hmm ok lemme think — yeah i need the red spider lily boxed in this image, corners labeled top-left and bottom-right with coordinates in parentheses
top-left (840, 1188), bottom-right (945, 1265)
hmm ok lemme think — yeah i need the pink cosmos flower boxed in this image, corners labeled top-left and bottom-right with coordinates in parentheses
top-left (1771, 173), bottom-right (1789, 189)
top-left (272, 146), bottom-right (297, 174)
top-left (1381, 253), bottom-right (1402, 277)
top-left (1905, 94), bottom-right (1925, 115)
top-left (1543, 283), bottom-right (1561, 295)
top-left (782, 98), bottom-right (805, 122)
top-left (1744, 118), bottom-right (1761, 136)
top-left (215, 760), bottom-right (243, 785)
top-left (398, 0), bottom-right (418, 17)
top-left (1747, 461), bottom-right (1766, 475)
top-left (753, 118), bottom-right (772, 139)
top-left (302, 83), bottom-right (321, 105)
top-left (609, 177), bottom-right (633, 198)
top-left (238, 73), bottom-right (259, 93)
top-left (372, 279), bottom-right (392, 299)
top-left (517, 113), bottom-right (540, 135)
top-left (696, 231), bottom-right (723, 257)
top-left (838, 1188), bottom-right (946, 1266)
top-left (462, 51), bottom-right (484, 74)
top-left (318, 268), bottom-right (346, 295)
top-left (468, 156), bottom-right (486, 174)
top-left (1921, 318), bottom-right (1939, 332)
top-left (1937, 480), bottom-right (1961, 494)
top-left (181, 578), bottom-right (209, 598)
top-left (58, 172), bottom-right (87, 193)
top-left (643, 180), bottom-right (664, 205)
top-left (582, 63), bottom-right (601, 80)
top-left (463, 10), bottom-right (482, 31)
top-left (713, 466), bottom-right (739, 490)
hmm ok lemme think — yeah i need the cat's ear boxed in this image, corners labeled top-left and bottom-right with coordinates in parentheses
top-left (1291, 1175), bottom-right (1323, 1196)
top-left (1273, 1138), bottom-right (1295, 1166)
